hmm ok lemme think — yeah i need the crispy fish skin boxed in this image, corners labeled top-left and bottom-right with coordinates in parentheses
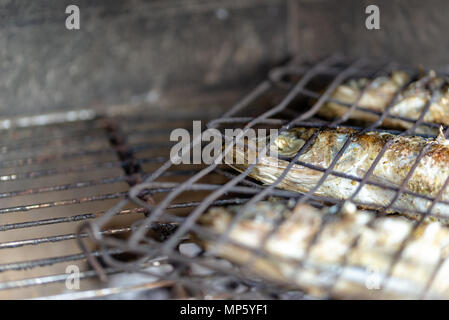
top-left (227, 127), bottom-right (449, 220)
top-left (198, 202), bottom-right (449, 299)
top-left (317, 71), bottom-right (449, 134)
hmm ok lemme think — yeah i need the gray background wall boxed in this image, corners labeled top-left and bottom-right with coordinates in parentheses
top-left (1, 0), bottom-right (449, 117)
top-left (291, 0), bottom-right (449, 68)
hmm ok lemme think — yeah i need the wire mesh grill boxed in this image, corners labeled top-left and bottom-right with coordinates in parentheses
top-left (72, 54), bottom-right (449, 299)
top-left (89, 54), bottom-right (449, 299)
top-left (3, 54), bottom-right (449, 299)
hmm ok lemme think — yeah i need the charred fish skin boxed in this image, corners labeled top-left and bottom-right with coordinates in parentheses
top-left (317, 70), bottom-right (449, 134)
top-left (227, 127), bottom-right (449, 220)
top-left (198, 201), bottom-right (449, 299)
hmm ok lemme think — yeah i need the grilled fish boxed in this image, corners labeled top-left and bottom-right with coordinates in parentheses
top-left (317, 70), bottom-right (449, 134)
top-left (227, 127), bottom-right (449, 221)
top-left (198, 201), bottom-right (449, 299)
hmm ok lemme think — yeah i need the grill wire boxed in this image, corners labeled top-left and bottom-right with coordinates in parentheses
top-left (78, 55), bottom-right (449, 299)
top-left (2, 54), bottom-right (449, 299)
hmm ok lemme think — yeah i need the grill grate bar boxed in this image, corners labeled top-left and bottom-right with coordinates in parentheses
top-left (0, 169), bottom-right (206, 199)
top-left (0, 227), bottom-right (132, 250)
top-left (0, 191), bottom-right (130, 214)
top-left (0, 142), bottom-right (173, 170)
top-left (0, 248), bottom-right (123, 273)
top-left (0, 198), bottom-right (250, 234)
top-left (0, 208), bottom-right (144, 232)
top-left (0, 128), bottom-right (106, 155)
top-left (0, 268), bottom-right (122, 291)
top-left (0, 175), bottom-right (130, 199)
top-left (0, 157), bottom-right (167, 182)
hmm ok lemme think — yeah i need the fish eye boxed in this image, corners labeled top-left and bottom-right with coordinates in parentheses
top-left (272, 132), bottom-right (305, 157)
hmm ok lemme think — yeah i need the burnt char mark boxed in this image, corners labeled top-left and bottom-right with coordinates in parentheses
top-left (103, 117), bottom-right (155, 210)
top-left (426, 142), bottom-right (449, 164)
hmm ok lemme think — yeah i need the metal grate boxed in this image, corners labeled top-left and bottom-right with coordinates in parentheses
top-left (0, 108), bottom-right (239, 299)
top-left (3, 54), bottom-right (449, 299)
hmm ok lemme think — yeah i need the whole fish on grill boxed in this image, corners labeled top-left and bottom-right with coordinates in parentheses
top-left (316, 70), bottom-right (449, 134)
top-left (197, 201), bottom-right (449, 299)
top-left (226, 127), bottom-right (449, 221)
